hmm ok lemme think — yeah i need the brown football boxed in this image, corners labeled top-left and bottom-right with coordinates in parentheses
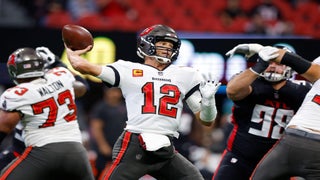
top-left (62, 24), bottom-right (93, 51)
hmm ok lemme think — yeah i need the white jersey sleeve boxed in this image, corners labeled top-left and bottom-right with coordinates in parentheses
top-left (97, 65), bottom-right (116, 86)
top-left (287, 79), bottom-right (320, 131)
top-left (98, 60), bottom-right (202, 138)
top-left (0, 67), bottom-right (82, 147)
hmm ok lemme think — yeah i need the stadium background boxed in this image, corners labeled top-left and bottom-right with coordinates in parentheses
top-left (1, 0), bottom-right (320, 179)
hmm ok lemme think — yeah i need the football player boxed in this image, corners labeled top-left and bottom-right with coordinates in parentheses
top-left (65, 24), bottom-right (221, 180)
top-left (212, 44), bottom-right (311, 180)
top-left (250, 45), bottom-right (320, 179)
top-left (0, 47), bottom-right (89, 171)
top-left (0, 47), bottom-right (94, 179)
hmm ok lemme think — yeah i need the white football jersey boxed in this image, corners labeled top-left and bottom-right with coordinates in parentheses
top-left (287, 78), bottom-right (320, 131)
top-left (0, 67), bottom-right (82, 147)
top-left (98, 60), bottom-right (203, 137)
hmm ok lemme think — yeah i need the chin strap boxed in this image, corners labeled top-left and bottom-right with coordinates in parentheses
top-left (154, 56), bottom-right (171, 64)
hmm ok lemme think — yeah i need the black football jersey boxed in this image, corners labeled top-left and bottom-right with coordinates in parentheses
top-left (227, 79), bottom-right (311, 161)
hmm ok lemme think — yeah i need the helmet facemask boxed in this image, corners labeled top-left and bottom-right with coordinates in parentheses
top-left (260, 65), bottom-right (293, 82)
top-left (260, 43), bottom-right (295, 82)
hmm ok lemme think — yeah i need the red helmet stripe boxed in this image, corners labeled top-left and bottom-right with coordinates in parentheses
top-left (140, 26), bottom-right (155, 36)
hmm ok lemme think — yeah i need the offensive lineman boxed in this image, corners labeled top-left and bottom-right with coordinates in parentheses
top-left (0, 46), bottom-right (89, 171)
top-left (0, 48), bottom-right (94, 180)
top-left (65, 24), bottom-right (221, 180)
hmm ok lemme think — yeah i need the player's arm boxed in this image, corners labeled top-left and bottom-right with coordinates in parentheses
top-left (260, 47), bottom-right (320, 83)
top-left (0, 110), bottom-right (21, 144)
top-left (65, 45), bottom-right (102, 76)
top-left (73, 80), bottom-right (87, 98)
top-left (198, 77), bottom-right (221, 126)
top-left (226, 71), bottom-right (255, 101)
top-left (72, 73), bottom-right (89, 98)
top-left (226, 44), bottom-right (269, 101)
top-left (187, 94), bottom-right (215, 126)
top-left (187, 74), bottom-right (221, 126)
top-left (275, 49), bottom-right (320, 82)
top-left (227, 58), bottom-right (268, 101)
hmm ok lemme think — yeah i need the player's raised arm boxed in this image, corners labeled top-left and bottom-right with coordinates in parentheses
top-left (36, 46), bottom-right (89, 98)
top-left (260, 47), bottom-right (320, 83)
top-left (65, 45), bottom-right (102, 76)
top-left (194, 74), bottom-right (221, 126)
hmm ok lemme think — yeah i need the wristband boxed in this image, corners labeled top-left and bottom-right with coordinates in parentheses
top-left (250, 58), bottom-right (269, 75)
top-left (200, 97), bottom-right (217, 122)
top-left (281, 52), bottom-right (311, 74)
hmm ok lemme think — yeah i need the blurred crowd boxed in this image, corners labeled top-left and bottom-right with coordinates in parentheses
top-left (1, 0), bottom-right (320, 37)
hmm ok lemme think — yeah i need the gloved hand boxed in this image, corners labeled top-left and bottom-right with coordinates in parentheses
top-left (250, 58), bottom-right (269, 75)
top-left (36, 46), bottom-right (56, 67)
top-left (226, 43), bottom-right (264, 58)
top-left (258, 46), bottom-right (279, 62)
top-left (199, 74), bottom-right (221, 105)
top-left (199, 73), bottom-right (221, 122)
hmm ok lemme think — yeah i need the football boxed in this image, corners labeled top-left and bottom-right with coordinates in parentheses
top-left (62, 24), bottom-right (93, 51)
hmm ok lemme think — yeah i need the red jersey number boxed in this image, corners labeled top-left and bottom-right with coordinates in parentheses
top-left (142, 82), bottom-right (180, 118)
top-left (32, 90), bottom-right (77, 128)
top-left (7, 86), bottom-right (29, 96)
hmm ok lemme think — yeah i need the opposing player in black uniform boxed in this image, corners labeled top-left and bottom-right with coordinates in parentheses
top-left (0, 47), bottom-right (88, 170)
top-left (212, 44), bottom-right (311, 180)
top-left (250, 44), bottom-right (320, 180)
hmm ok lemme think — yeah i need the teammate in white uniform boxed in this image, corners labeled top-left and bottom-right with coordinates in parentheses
top-left (0, 46), bottom-right (89, 171)
top-left (65, 24), bottom-right (221, 180)
top-left (249, 46), bottom-right (320, 179)
top-left (0, 48), bottom-right (94, 180)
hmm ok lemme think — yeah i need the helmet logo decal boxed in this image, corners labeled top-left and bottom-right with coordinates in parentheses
top-left (7, 54), bottom-right (16, 66)
top-left (140, 26), bottom-right (155, 36)
top-left (23, 63), bottom-right (32, 69)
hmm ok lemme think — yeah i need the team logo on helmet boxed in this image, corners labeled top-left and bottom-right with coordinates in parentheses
top-left (7, 54), bottom-right (16, 66)
top-left (140, 26), bottom-right (155, 36)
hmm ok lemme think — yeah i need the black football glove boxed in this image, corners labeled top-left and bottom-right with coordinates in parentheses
top-left (250, 58), bottom-right (269, 75)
